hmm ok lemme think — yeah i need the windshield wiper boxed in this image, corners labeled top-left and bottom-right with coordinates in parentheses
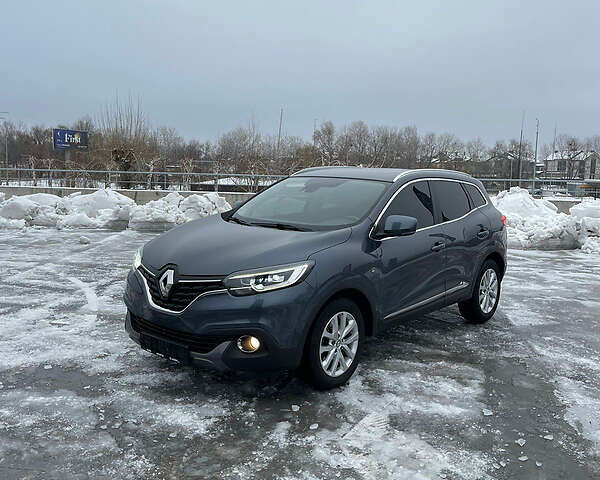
top-left (229, 215), bottom-right (310, 231)
top-left (250, 222), bottom-right (311, 232)
top-left (228, 216), bottom-right (251, 226)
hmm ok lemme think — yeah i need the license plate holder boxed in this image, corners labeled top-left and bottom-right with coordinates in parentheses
top-left (139, 333), bottom-right (190, 363)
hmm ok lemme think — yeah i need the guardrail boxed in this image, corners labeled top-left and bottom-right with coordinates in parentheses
top-left (0, 167), bottom-right (596, 197)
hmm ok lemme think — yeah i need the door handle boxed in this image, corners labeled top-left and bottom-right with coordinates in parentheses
top-left (477, 229), bottom-right (490, 239)
top-left (431, 241), bottom-right (445, 252)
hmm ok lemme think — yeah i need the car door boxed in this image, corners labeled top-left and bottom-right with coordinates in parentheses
top-left (377, 180), bottom-right (446, 319)
top-left (429, 180), bottom-right (490, 296)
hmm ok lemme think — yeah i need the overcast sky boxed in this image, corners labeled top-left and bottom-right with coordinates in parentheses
top-left (2, 0), bottom-right (599, 146)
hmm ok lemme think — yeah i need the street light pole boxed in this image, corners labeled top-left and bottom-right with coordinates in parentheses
top-left (517, 111), bottom-right (525, 186)
top-left (533, 118), bottom-right (539, 195)
top-left (0, 112), bottom-right (9, 185)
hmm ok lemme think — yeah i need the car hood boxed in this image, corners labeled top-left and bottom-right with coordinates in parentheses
top-left (141, 214), bottom-right (351, 276)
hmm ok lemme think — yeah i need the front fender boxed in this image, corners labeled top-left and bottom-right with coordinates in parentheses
top-left (300, 268), bottom-right (381, 342)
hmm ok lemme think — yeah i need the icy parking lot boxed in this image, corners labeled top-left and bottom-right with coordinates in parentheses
top-left (1, 228), bottom-right (599, 480)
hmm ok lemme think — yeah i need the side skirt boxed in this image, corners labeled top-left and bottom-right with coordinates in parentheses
top-left (383, 281), bottom-right (470, 321)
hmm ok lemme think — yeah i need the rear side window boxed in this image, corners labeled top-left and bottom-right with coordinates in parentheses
top-left (382, 181), bottom-right (434, 229)
top-left (430, 180), bottom-right (471, 222)
top-left (463, 183), bottom-right (487, 208)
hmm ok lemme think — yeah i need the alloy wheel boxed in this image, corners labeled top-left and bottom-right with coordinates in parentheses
top-left (479, 268), bottom-right (498, 314)
top-left (319, 311), bottom-right (359, 377)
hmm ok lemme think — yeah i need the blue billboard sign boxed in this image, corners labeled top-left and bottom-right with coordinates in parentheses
top-left (53, 128), bottom-right (89, 150)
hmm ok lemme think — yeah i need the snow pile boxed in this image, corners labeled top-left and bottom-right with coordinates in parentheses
top-left (0, 189), bottom-right (231, 231)
top-left (569, 197), bottom-right (600, 220)
top-left (0, 216), bottom-right (25, 229)
top-left (66, 189), bottom-right (134, 217)
top-left (493, 187), bottom-right (579, 250)
top-left (128, 192), bottom-right (230, 231)
top-left (570, 198), bottom-right (600, 254)
top-left (0, 196), bottom-right (41, 223)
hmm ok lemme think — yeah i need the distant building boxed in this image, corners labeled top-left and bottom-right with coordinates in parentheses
top-left (544, 151), bottom-right (599, 179)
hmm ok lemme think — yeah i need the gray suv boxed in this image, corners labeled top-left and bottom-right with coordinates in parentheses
top-left (124, 167), bottom-right (507, 389)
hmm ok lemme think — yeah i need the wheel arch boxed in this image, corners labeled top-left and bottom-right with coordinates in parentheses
top-left (300, 285), bottom-right (376, 368)
top-left (485, 251), bottom-right (506, 280)
top-left (321, 288), bottom-right (375, 337)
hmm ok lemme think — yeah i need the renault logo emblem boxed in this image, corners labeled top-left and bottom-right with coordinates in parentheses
top-left (159, 269), bottom-right (174, 298)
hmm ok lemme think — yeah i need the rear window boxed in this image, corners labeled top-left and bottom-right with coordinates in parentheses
top-left (463, 183), bottom-right (487, 208)
top-left (430, 180), bottom-right (471, 222)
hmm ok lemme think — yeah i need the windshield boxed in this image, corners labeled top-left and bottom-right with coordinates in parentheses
top-left (231, 176), bottom-right (388, 230)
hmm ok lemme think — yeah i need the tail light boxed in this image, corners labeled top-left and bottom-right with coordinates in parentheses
top-left (500, 215), bottom-right (507, 226)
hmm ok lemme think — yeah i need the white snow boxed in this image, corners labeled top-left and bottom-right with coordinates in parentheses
top-left (66, 189), bottom-right (134, 217)
top-left (569, 197), bottom-right (600, 219)
top-left (128, 191), bottom-right (230, 231)
top-left (0, 188), bottom-right (231, 231)
top-left (493, 187), bottom-right (599, 253)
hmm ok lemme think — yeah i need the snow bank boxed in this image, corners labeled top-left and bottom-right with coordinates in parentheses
top-left (580, 236), bottom-right (600, 254)
top-left (0, 188), bottom-right (231, 231)
top-left (569, 197), bottom-right (600, 219)
top-left (66, 189), bottom-right (134, 217)
top-left (0, 196), bottom-right (40, 222)
top-left (128, 192), bottom-right (230, 231)
top-left (493, 187), bottom-right (579, 250)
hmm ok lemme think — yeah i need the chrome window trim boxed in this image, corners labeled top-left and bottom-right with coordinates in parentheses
top-left (369, 177), bottom-right (489, 241)
top-left (136, 269), bottom-right (227, 315)
top-left (384, 281), bottom-right (469, 320)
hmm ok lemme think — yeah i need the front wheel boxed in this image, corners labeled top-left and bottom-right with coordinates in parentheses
top-left (303, 298), bottom-right (364, 390)
top-left (458, 259), bottom-right (501, 324)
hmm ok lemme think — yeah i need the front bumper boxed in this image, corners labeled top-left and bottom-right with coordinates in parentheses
top-left (123, 268), bottom-right (315, 372)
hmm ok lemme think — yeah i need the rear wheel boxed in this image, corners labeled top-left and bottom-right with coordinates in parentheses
top-left (303, 298), bottom-right (364, 390)
top-left (458, 259), bottom-right (501, 324)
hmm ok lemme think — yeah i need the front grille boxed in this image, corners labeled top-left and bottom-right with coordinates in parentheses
top-left (138, 266), bottom-right (224, 311)
top-left (130, 312), bottom-right (235, 353)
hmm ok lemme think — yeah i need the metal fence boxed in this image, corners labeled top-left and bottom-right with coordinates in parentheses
top-left (0, 168), bottom-right (286, 193)
top-left (0, 167), bottom-right (597, 198)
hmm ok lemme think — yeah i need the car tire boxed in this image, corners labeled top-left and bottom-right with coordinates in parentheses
top-left (303, 298), bottom-right (365, 390)
top-left (458, 259), bottom-right (502, 324)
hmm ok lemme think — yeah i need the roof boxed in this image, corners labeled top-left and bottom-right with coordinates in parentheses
top-left (197, 176), bottom-right (273, 186)
top-left (545, 151), bottom-right (599, 161)
top-left (293, 166), bottom-right (474, 183)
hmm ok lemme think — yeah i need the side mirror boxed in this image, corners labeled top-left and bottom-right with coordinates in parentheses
top-left (379, 215), bottom-right (417, 238)
top-left (232, 200), bottom-right (244, 209)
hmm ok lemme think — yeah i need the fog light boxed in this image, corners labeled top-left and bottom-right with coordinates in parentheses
top-left (237, 335), bottom-right (261, 353)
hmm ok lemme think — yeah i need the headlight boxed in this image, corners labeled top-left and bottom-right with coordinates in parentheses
top-left (223, 261), bottom-right (314, 296)
top-left (133, 247), bottom-right (143, 269)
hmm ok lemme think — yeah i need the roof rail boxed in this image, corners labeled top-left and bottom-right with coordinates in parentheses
top-left (393, 168), bottom-right (473, 182)
top-left (292, 166), bottom-right (352, 175)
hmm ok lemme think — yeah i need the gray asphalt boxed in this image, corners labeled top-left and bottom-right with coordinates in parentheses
top-left (0, 228), bottom-right (598, 479)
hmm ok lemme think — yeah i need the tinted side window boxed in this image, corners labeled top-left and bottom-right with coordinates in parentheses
top-left (464, 183), bottom-right (486, 208)
top-left (431, 180), bottom-right (471, 222)
top-left (382, 181), bottom-right (434, 229)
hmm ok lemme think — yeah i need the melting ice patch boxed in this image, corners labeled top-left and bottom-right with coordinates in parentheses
top-left (555, 377), bottom-right (600, 456)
